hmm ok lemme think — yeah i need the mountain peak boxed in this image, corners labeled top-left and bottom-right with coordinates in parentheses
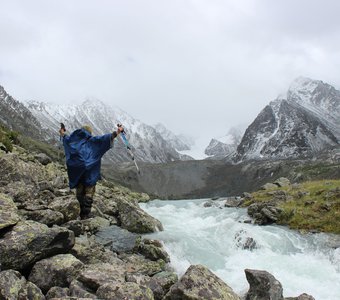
top-left (288, 77), bottom-right (320, 96)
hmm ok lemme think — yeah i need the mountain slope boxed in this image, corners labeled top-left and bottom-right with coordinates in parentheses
top-left (26, 99), bottom-right (189, 163)
top-left (154, 123), bottom-right (192, 151)
top-left (204, 126), bottom-right (245, 159)
top-left (236, 77), bottom-right (340, 161)
top-left (0, 86), bottom-right (45, 140)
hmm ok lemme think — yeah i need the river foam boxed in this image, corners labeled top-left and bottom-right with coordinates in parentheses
top-left (141, 199), bottom-right (340, 300)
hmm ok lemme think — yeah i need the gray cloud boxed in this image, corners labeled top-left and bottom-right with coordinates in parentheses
top-left (1, 0), bottom-right (340, 151)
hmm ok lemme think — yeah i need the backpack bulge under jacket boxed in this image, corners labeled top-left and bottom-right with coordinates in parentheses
top-left (63, 128), bottom-right (112, 189)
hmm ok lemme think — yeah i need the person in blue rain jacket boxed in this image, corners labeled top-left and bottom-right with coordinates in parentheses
top-left (59, 124), bottom-right (123, 219)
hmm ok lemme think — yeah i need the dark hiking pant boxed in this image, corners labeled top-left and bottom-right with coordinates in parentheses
top-left (76, 183), bottom-right (96, 218)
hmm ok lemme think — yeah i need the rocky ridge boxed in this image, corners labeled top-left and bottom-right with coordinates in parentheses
top-left (0, 85), bottom-right (47, 141)
top-left (236, 77), bottom-right (340, 161)
top-left (26, 99), bottom-right (193, 164)
top-left (0, 138), bottom-right (315, 299)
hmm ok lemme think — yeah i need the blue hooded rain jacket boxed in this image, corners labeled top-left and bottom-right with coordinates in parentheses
top-left (63, 128), bottom-right (112, 189)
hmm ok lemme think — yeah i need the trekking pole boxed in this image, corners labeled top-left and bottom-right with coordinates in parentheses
top-left (117, 124), bottom-right (140, 174)
top-left (59, 123), bottom-right (66, 161)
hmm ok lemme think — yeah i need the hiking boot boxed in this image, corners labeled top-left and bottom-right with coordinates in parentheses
top-left (80, 212), bottom-right (95, 220)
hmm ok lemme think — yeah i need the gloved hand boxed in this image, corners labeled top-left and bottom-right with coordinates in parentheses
top-left (117, 124), bottom-right (124, 133)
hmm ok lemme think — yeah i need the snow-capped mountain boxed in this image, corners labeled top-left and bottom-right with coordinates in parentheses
top-left (204, 126), bottom-right (245, 159)
top-left (154, 123), bottom-right (193, 151)
top-left (205, 139), bottom-right (235, 158)
top-left (0, 85), bottom-right (45, 140)
top-left (26, 99), bottom-right (192, 163)
top-left (236, 77), bottom-right (340, 161)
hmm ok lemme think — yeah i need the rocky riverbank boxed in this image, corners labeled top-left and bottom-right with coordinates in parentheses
top-left (222, 177), bottom-right (340, 235)
top-left (0, 144), bottom-right (316, 299)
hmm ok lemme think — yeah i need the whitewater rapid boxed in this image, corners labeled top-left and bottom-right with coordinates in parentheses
top-left (140, 199), bottom-right (340, 300)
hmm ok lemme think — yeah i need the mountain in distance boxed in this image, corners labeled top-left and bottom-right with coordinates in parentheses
top-left (205, 125), bottom-right (245, 159)
top-left (26, 99), bottom-right (193, 164)
top-left (154, 123), bottom-right (193, 151)
top-left (235, 77), bottom-right (340, 161)
top-left (0, 85), bottom-right (46, 140)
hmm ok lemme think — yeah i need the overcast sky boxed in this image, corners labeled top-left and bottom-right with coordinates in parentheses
top-left (1, 0), bottom-right (340, 153)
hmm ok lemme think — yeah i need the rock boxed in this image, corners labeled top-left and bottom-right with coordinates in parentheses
top-left (0, 193), bottom-right (20, 230)
top-left (69, 280), bottom-right (97, 299)
top-left (273, 177), bottom-right (291, 187)
top-left (267, 190), bottom-right (289, 202)
top-left (46, 287), bottom-right (70, 300)
top-left (0, 154), bottom-right (41, 185)
top-left (120, 253), bottom-right (166, 276)
top-left (0, 220), bottom-right (75, 271)
top-left (96, 282), bottom-right (154, 300)
top-left (126, 273), bottom-right (165, 300)
top-left (261, 183), bottom-right (278, 190)
top-left (29, 254), bottom-right (84, 293)
top-left (152, 272), bottom-right (178, 300)
top-left (285, 293), bottom-right (315, 300)
top-left (0, 269), bottom-right (45, 300)
top-left (261, 206), bottom-right (282, 222)
top-left (37, 180), bottom-right (54, 192)
top-left (0, 181), bottom-right (36, 205)
top-left (296, 190), bottom-right (310, 198)
top-left (234, 230), bottom-right (257, 251)
top-left (137, 238), bottom-right (170, 262)
top-left (34, 153), bottom-right (52, 165)
top-left (324, 233), bottom-right (340, 249)
top-left (78, 262), bottom-right (126, 290)
top-left (52, 176), bottom-right (68, 189)
top-left (242, 192), bottom-right (253, 200)
top-left (248, 203), bottom-right (282, 225)
top-left (19, 209), bottom-right (64, 226)
top-left (48, 196), bottom-right (80, 222)
top-left (245, 269), bottom-right (283, 300)
top-left (63, 220), bottom-right (83, 236)
top-left (117, 199), bottom-right (163, 233)
top-left (203, 200), bottom-right (214, 207)
top-left (164, 264), bottom-right (240, 300)
top-left (95, 225), bottom-right (140, 253)
top-left (0, 142), bottom-right (8, 152)
top-left (81, 216), bottom-right (111, 234)
top-left (70, 235), bottom-right (119, 265)
top-left (225, 197), bottom-right (244, 208)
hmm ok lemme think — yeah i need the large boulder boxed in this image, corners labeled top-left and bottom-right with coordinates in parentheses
top-left (48, 196), bottom-right (80, 222)
top-left (120, 253), bottom-right (166, 276)
top-left (0, 193), bottom-right (20, 230)
top-left (96, 282), bottom-right (154, 300)
top-left (136, 238), bottom-right (170, 262)
top-left (78, 262), bottom-right (126, 290)
top-left (70, 235), bottom-right (119, 265)
top-left (117, 199), bottom-right (163, 233)
top-left (247, 202), bottom-right (283, 225)
top-left (46, 287), bottom-right (70, 300)
top-left (245, 269), bottom-right (283, 300)
top-left (261, 183), bottom-right (278, 190)
top-left (81, 216), bottom-right (110, 234)
top-left (0, 220), bottom-right (75, 271)
top-left (69, 280), bottom-right (97, 299)
top-left (95, 225), bottom-right (140, 254)
top-left (126, 271), bottom-right (178, 300)
top-left (164, 264), bottom-right (240, 300)
top-left (0, 269), bottom-right (45, 300)
top-left (29, 254), bottom-right (84, 293)
top-left (0, 154), bottom-right (41, 185)
top-left (34, 153), bottom-right (52, 165)
top-left (273, 177), bottom-right (291, 187)
top-left (19, 209), bottom-right (64, 226)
